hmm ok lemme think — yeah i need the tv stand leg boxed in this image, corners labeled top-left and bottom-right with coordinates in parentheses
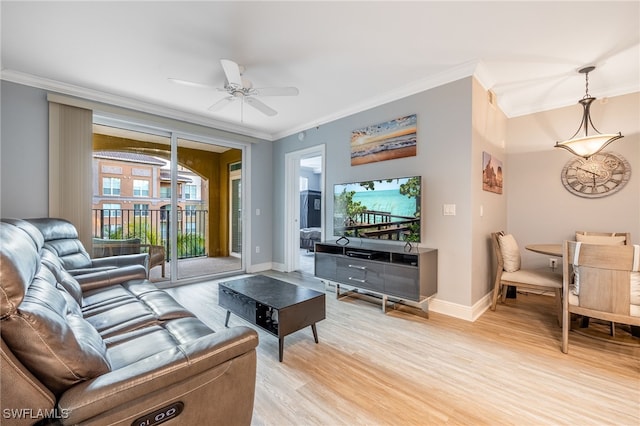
top-left (382, 295), bottom-right (388, 313)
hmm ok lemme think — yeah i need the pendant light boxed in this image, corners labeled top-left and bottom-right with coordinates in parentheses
top-left (554, 66), bottom-right (623, 159)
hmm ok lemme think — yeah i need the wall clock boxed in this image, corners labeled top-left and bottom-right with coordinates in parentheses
top-left (561, 151), bottom-right (631, 198)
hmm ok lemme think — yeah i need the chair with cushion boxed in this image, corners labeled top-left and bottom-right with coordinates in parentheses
top-left (490, 232), bottom-right (563, 323)
top-left (562, 240), bottom-right (640, 353)
top-left (93, 237), bottom-right (166, 277)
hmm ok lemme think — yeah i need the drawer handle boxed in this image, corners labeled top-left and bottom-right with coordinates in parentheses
top-left (348, 264), bottom-right (366, 270)
top-left (348, 277), bottom-right (366, 283)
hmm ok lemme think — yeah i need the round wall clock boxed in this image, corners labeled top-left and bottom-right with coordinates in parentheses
top-left (561, 151), bottom-right (631, 198)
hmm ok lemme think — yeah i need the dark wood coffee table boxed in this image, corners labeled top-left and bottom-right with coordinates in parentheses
top-left (218, 275), bottom-right (326, 362)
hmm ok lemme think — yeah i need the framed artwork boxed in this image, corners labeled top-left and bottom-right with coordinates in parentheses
top-left (350, 114), bottom-right (417, 166)
top-left (482, 151), bottom-right (503, 194)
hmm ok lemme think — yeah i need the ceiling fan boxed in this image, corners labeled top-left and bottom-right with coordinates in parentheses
top-left (170, 59), bottom-right (299, 120)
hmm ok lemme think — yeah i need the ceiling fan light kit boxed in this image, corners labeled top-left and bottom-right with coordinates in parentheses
top-left (172, 58), bottom-right (299, 122)
top-left (554, 66), bottom-right (623, 159)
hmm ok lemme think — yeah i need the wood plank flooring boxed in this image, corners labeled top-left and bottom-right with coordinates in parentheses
top-left (165, 271), bottom-right (639, 426)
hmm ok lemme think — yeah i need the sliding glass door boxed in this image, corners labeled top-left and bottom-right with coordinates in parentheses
top-left (92, 120), bottom-right (244, 282)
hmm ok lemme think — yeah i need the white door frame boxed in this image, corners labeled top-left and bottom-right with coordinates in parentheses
top-left (283, 144), bottom-right (325, 272)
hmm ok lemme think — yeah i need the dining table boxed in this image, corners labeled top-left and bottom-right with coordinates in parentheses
top-left (525, 243), bottom-right (562, 257)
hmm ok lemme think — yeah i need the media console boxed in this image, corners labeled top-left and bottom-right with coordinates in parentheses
top-left (314, 240), bottom-right (437, 313)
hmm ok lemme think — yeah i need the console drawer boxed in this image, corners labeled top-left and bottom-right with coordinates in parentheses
top-left (336, 258), bottom-right (384, 292)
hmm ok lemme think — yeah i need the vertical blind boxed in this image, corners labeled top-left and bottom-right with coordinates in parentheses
top-left (48, 101), bottom-right (93, 248)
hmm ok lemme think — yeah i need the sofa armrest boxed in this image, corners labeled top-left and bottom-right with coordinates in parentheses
top-left (57, 326), bottom-right (258, 424)
top-left (74, 265), bottom-right (148, 291)
top-left (90, 253), bottom-right (149, 270)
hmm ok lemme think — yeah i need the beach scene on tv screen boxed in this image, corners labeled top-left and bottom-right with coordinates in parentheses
top-left (334, 177), bottom-right (421, 242)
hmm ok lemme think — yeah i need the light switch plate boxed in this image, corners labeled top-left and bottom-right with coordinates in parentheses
top-left (443, 204), bottom-right (456, 216)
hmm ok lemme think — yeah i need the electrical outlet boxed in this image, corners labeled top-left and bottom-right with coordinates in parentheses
top-left (549, 258), bottom-right (557, 268)
top-left (255, 246), bottom-right (260, 254)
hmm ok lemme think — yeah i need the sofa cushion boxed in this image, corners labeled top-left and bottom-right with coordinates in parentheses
top-left (26, 218), bottom-right (94, 271)
top-left (0, 224), bottom-right (41, 317)
top-left (1, 222), bottom-right (111, 396)
top-left (2, 266), bottom-right (111, 396)
top-left (105, 318), bottom-right (216, 369)
top-left (1, 218), bottom-right (45, 251)
top-left (40, 248), bottom-right (84, 304)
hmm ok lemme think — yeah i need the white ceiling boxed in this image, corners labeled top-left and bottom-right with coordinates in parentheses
top-left (2, 1), bottom-right (639, 141)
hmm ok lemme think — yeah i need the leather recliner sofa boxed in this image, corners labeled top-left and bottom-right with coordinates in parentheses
top-left (0, 219), bottom-right (259, 425)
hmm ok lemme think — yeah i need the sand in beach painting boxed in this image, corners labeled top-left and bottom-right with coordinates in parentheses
top-left (350, 114), bottom-right (417, 166)
top-left (482, 151), bottom-right (503, 194)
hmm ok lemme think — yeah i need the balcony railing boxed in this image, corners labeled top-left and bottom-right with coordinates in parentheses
top-left (92, 208), bottom-right (208, 260)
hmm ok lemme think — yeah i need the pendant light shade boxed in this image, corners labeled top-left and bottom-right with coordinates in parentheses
top-left (554, 66), bottom-right (623, 159)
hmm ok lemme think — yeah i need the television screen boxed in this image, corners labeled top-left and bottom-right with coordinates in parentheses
top-left (333, 176), bottom-right (421, 242)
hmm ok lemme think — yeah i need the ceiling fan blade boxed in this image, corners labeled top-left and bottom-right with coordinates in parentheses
top-left (245, 97), bottom-right (277, 116)
top-left (220, 59), bottom-right (243, 88)
top-left (208, 96), bottom-right (235, 112)
top-left (168, 78), bottom-right (217, 90)
top-left (254, 87), bottom-right (299, 96)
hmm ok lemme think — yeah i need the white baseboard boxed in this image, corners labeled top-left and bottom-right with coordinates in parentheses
top-left (246, 262), bottom-right (274, 273)
top-left (429, 292), bottom-right (493, 322)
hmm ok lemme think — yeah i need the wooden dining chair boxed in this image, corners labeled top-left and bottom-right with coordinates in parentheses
top-left (490, 232), bottom-right (563, 323)
top-left (574, 231), bottom-right (631, 332)
top-left (575, 231), bottom-right (630, 245)
top-left (562, 240), bottom-right (640, 353)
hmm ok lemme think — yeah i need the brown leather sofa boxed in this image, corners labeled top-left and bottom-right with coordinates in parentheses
top-left (0, 219), bottom-right (259, 425)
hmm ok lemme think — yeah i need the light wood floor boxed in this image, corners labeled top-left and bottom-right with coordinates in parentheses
top-left (165, 271), bottom-right (639, 426)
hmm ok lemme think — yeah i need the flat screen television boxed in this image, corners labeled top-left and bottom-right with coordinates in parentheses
top-left (333, 176), bottom-right (421, 243)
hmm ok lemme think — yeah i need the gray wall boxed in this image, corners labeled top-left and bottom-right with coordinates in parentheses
top-left (1, 81), bottom-right (50, 217)
top-left (273, 78), bottom-right (476, 307)
top-left (4, 77), bottom-right (636, 315)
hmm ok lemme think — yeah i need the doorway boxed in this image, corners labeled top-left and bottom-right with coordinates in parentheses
top-left (284, 145), bottom-right (325, 274)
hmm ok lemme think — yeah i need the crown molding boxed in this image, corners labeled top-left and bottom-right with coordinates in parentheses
top-left (504, 83), bottom-right (640, 118)
top-left (271, 60), bottom-right (480, 140)
top-left (1, 69), bottom-right (273, 141)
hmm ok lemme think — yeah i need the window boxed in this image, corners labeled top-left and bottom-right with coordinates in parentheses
top-left (134, 204), bottom-right (149, 216)
top-left (133, 179), bottom-right (150, 197)
top-left (184, 184), bottom-right (197, 200)
top-left (103, 177), bottom-right (121, 196)
top-left (185, 205), bottom-right (197, 217)
top-left (160, 186), bottom-right (171, 198)
top-left (103, 203), bottom-right (121, 217)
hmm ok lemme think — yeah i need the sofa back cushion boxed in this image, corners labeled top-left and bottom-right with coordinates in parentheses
top-left (1, 223), bottom-right (111, 396)
top-left (40, 248), bottom-right (84, 305)
top-left (0, 223), bottom-right (40, 317)
top-left (26, 218), bottom-right (93, 270)
top-left (1, 218), bottom-right (45, 250)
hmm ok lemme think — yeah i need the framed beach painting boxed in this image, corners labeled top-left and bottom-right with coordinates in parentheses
top-left (350, 114), bottom-right (417, 166)
top-left (482, 151), bottom-right (503, 194)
